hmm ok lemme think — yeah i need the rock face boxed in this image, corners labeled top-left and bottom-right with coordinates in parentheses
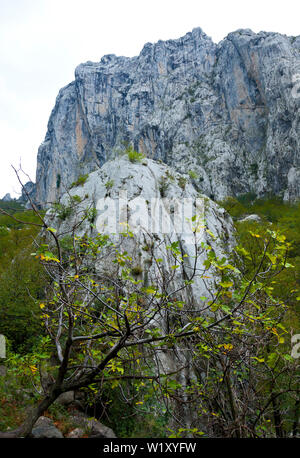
top-left (53, 156), bottom-right (235, 308)
top-left (35, 27), bottom-right (300, 205)
top-left (19, 181), bottom-right (36, 203)
top-left (31, 416), bottom-right (63, 438)
top-left (1, 193), bottom-right (12, 202)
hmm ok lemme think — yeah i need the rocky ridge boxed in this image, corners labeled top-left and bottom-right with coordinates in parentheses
top-left (35, 27), bottom-right (300, 205)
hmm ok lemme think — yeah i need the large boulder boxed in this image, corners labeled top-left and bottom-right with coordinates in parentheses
top-left (31, 416), bottom-right (63, 438)
top-left (45, 156), bottom-right (236, 431)
top-left (47, 156), bottom-right (235, 424)
top-left (51, 156), bottom-right (235, 309)
top-left (69, 412), bottom-right (116, 438)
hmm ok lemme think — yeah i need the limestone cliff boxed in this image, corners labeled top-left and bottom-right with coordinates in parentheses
top-left (35, 27), bottom-right (300, 205)
top-left (51, 155), bottom-right (235, 306)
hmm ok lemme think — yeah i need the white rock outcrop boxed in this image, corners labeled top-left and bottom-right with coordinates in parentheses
top-left (54, 156), bottom-right (235, 307)
top-left (48, 157), bottom-right (236, 430)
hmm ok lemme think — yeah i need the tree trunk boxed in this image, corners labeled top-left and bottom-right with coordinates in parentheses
top-left (271, 393), bottom-right (284, 438)
top-left (292, 397), bottom-right (299, 437)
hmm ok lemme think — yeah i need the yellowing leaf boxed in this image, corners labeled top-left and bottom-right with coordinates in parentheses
top-left (223, 344), bottom-right (233, 351)
top-left (249, 231), bottom-right (261, 238)
top-left (145, 287), bottom-right (156, 295)
top-left (220, 281), bottom-right (233, 288)
top-left (251, 357), bottom-right (264, 363)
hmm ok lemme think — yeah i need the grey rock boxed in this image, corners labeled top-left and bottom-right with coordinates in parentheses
top-left (239, 214), bottom-right (262, 223)
top-left (50, 156), bottom-right (235, 309)
top-left (0, 365), bottom-right (6, 377)
top-left (69, 412), bottom-right (116, 438)
top-left (55, 391), bottom-right (75, 406)
top-left (31, 416), bottom-right (63, 438)
top-left (18, 181), bottom-right (36, 207)
top-left (54, 390), bottom-right (85, 410)
top-left (34, 27), bottom-right (300, 206)
top-left (66, 427), bottom-right (85, 438)
top-left (2, 193), bottom-right (12, 202)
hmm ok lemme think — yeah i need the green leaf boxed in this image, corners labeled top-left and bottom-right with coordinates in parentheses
top-left (220, 281), bottom-right (233, 288)
top-left (145, 287), bottom-right (156, 295)
top-left (251, 357), bottom-right (265, 363)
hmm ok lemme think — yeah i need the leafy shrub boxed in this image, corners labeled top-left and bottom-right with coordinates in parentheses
top-left (105, 180), bottom-right (114, 190)
top-left (188, 170), bottom-right (198, 180)
top-left (131, 265), bottom-right (143, 276)
top-left (52, 202), bottom-right (74, 221)
top-left (126, 147), bottom-right (145, 163)
top-left (0, 199), bottom-right (24, 214)
top-left (56, 174), bottom-right (61, 189)
top-left (0, 209), bottom-right (46, 352)
top-left (178, 177), bottom-right (187, 190)
top-left (85, 207), bottom-right (98, 223)
top-left (70, 174), bottom-right (89, 188)
top-left (158, 177), bottom-right (169, 197)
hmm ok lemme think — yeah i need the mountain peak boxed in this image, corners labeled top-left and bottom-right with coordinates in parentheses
top-left (35, 26), bottom-right (300, 206)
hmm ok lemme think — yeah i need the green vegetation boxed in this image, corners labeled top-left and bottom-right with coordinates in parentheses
top-left (52, 201), bottom-right (74, 220)
top-left (188, 170), bottom-right (198, 180)
top-left (158, 176), bottom-right (169, 197)
top-left (221, 194), bottom-right (300, 372)
top-left (126, 146), bottom-right (145, 163)
top-left (70, 173), bottom-right (89, 188)
top-left (0, 194), bottom-right (299, 438)
top-left (85, 206), bottom-right (97, 224)
top-left (105, 179), bottom-right (114, 190)
top-left (0, 199), bottom-right (24, 214)
top-left (0, 202), bottom-right (46, 353)
top-left (178, 176), bottom-right (187, 189)
top-left (56, 173), bottom-right (61, 189)
top-left (52, 194), bottom-right (85, 221)
top-left (220, 196), bottom-right (300, 271)
top-left (131, 265), bottom-right (143, 276)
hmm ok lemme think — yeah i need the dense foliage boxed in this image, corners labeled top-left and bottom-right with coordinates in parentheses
top-left (0, 200), bottom-right (46, 352)
top-left (0, 195), bottom-right (299, 438)
top-left (220, 194), bottom-right (300, 323)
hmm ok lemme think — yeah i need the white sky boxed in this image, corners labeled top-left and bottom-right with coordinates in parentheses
top-left (0, 0), bottom-right (299, 198)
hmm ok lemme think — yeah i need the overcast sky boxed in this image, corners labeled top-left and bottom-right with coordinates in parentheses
top-left (0, 0), bottom-right (299, 198)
